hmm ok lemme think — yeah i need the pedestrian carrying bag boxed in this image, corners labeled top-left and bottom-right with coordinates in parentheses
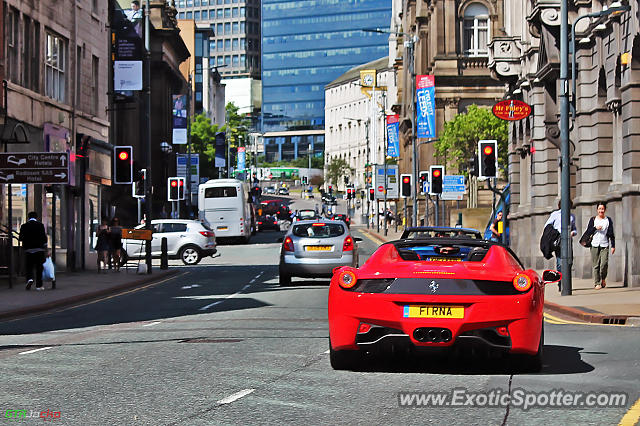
top-left (42, 256), bottom-right (55, 281)
top-left (579, 218), bottom-right (595, 248)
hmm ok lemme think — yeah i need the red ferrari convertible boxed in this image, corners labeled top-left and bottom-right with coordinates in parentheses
top-left (328, 227), bottom-right (561, 372)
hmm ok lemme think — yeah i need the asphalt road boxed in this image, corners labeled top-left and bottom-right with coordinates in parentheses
top-left (0, 195), bottom-right (638, 425)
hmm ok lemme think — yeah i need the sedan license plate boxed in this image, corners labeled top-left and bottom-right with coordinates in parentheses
top-left (305, 245), bottom-right (332, 252)
top-left (403, 305), bottom-right (464, 319)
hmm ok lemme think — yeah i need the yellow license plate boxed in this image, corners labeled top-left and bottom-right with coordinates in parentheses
top-left (403, 305), bottom-right (464, 319)
top-left (217, 226), bottom-right (228, 231)
top-left (305, 245), bottom-right (331, 251)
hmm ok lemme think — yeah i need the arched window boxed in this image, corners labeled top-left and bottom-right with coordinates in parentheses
top-left (463, 3), bottom-right (489, 57)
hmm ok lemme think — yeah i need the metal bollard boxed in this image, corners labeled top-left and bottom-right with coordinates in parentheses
top-left (160, 237), bottom-right (168, 270)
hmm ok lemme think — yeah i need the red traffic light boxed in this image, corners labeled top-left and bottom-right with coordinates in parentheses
top-left (369, 188), bottom-right (374, 193)
top-left (403, 176), bottom-right (410, 183)
top-left (118, 151), bottom-right (129, 161)
top-left (179, 180), bottom-right (184, 186)
top-left (433, 169), bottom-right (441, 177)
top-left (171, 180), bottom-right (177, 187)
top-left (483, 145), bottom-right (494, 156)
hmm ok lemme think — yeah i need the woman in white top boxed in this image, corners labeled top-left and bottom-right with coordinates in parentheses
top-left (583, 202), bottom-right (615, 289)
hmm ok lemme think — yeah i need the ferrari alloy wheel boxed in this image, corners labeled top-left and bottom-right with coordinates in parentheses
top-left (329, 343), bottom-right (362, 371)
top-left (279, 271), bottom-right (291, 286)
top-left (179, 245), bottom-right (202, 265)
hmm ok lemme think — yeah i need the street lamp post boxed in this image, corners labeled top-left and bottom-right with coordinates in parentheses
top-left (560, 1), bottom-right (630, 296)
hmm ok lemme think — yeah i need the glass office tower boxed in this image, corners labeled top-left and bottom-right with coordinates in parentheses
top-left (261, 0), bottom-right (391, 161)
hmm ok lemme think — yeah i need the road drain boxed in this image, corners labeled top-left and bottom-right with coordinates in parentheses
top-left (602, 317), bottom-right (626, 325)
top-left (181, 338), bottom-right (244, 343)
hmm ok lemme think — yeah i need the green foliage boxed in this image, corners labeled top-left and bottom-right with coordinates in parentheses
top-left (190, 113), bottom-right (222, 178)
top-left (326, 157), bottom-right (354, 186)
top-left (225, 102), bottom-right (252, 149)
top-left (434, 104), bottom-right (509, 174)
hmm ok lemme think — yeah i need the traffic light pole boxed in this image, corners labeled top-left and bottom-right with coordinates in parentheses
top-left (144, 0), bottom-right (152, 273)
top-left (408, 36), bottom-right (418, 227)
top-left (487, 179), bottom-right (509, 246)
top-left (186, 75), bottom-right (192, 218)
top-left (382, 92), bottom-right (388, 237)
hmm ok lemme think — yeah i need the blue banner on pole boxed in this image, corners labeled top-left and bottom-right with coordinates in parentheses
top-left (386, 114), bottom-right (400, 158)
top-left (416, 75), bottom-right (436, 139)
top-left (237, 147), bottom-right (246, 170)
top-left (215, 132), bottom-right (226, 168)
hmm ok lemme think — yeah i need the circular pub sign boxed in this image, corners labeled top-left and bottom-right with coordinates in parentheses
top-left (492, 100), bottom-right (532, 121)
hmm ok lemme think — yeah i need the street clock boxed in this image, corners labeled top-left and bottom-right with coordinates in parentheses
top-left (360, 70), bottom-right (376, 87)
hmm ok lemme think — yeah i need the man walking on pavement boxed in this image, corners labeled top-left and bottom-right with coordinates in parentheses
top-left (19, 211), bottom-right (48, 291)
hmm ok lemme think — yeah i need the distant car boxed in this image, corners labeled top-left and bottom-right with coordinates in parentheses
top-left (328, 231), bottom-right (562, 371)
top-left (122, 220), bottom-right (216, 265)
top-left (279, 220), bottom-right (361, 286)
top-left (265, 186), bottom-right (277, 194)
top-left (295, 209), bottom-right (319, 221)
top-left (322, 194), bottom-right (338, 205)
top-left (261, 200), bottom-right (291, 220)
top-left (278, 187), bottom-right (290, 195)
top-left (331, 214), bottom-right (350, 228)
top-left (257, 215), bottom-right (279, 231)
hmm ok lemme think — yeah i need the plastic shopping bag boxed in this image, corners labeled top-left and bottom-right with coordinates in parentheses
top-left (42, 256), bottom-right (56, 281)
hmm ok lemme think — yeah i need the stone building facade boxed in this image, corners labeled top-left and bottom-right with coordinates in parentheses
top-left (394, 0), bottom-right (507, 224)
top-left (489, 0), bottom-right (640, 287)
top-left (1, 0), bottom-right (111, 271)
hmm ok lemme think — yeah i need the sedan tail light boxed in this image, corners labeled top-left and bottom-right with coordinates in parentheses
top-left (343, 236), bottom-right (354, 251)
top-left (283, 236), bottom-right (294, 252)
top-left (199, 231), bottom-right (215, 238)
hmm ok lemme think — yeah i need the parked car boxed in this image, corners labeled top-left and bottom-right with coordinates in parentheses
top-left (279, 220), bottom-right (361, 286)
top-left (257, 215), bottom-right (280, 232)
top-left (278, 187), bottom-right (290, 195)
top-left (122, 219), bottom-right (216, 266)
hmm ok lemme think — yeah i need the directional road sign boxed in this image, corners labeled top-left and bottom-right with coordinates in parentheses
top-left (0, 152), bottom-right (70, 184)
top-left (441, 175), bottom-right (466, 200)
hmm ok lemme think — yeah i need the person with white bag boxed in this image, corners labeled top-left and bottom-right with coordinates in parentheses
top-left (19, 211), bottom-right (49, 291)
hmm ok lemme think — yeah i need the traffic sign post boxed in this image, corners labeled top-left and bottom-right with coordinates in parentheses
top-left (0, 152), bottom-right (70, 184)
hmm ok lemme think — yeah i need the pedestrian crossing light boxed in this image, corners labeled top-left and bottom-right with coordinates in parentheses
top-left (479, 140), bottom-right (498, 178)
top-left (429, 165), bottom-right (444, 195)
top-left (168, 177), bottom-right (180, 201)
top-left (133, 168), bottom-right (146, 198)
top-left (400, 174), bottom-right (412, 198)
top-left (114, 146), bottom-right (133, 184)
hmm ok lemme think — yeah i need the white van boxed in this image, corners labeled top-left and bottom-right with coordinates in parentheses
top-left (198, 179), bottom-right (255, 242)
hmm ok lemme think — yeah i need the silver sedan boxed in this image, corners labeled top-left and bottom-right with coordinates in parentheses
top-left (278, 220), bottom-right (360, 286)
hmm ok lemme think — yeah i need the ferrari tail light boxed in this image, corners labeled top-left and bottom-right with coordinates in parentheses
top-left (513, 273), bottom-right (532, 292)
top-left (283, 236), bottom-right (294, 252)
top-left (338, 270), bottom-right (357, 289)
top-left (343, 236), bottom-right (354, 251)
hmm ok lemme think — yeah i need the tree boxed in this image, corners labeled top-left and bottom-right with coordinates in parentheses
top-left (325, 157), bottom-right (354, 187)
top-left (190, 113), bottom-right (222, 178)
top-left (434, 104), bottom-right (508, 175)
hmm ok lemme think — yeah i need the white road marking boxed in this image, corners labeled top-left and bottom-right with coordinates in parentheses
top-left (19, 347), bottom-right (53, 355)
top-left (143, 321), bottom-right (162, 327)
top-left (249, 272), bottom-right (264, 284)
top-left (181, 284), bottom-right (202, 289)
top-left (217, 388), bottom-right (255, 405)
top-left (199, 284), bottom-right (252, 311)
top-left (323, 349), bottom-right (330, 354)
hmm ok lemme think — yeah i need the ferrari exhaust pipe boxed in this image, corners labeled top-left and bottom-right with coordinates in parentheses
top-left (413, 328), bottom-right (453, 343)
top-left (413, 328), bottom-right (426, 342)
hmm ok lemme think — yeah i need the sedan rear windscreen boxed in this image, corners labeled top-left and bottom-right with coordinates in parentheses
top-left (205, 187), bottom-right (237, 198)
top-left (292, 224), bottom-right (344, 238)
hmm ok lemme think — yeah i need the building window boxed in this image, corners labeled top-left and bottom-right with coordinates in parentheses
top-left (232, 7), bottom-right (238, 17)
top-left (463, 3), bottom-right (489, 56)
top-left (202, 0), bottom-right (208, 5)
top-left (232, 22), bottom-right (239, 34)
top-left (224, 56), bottom-right (231, 66)
top-left (232, 55), bottom-right (239, 67)
top-left (210, 40), bottom-right (216, 52)
top-left (202, 10), bottom-right (208, 19)
top-left (224, 8), bottom-right (231, 18)
top-left (217, 23), bottom-right (223, 34)
top-left (6, 8), bottom-right (19, 83)
top-left (194, 11), bottom-right (200, 20)
top-left (45, 33), bottom-right (67, 103)
top-left (224, 22), bottom-right (231, 33)
top-left (186, 11), bottom-right (193, 19)
top-left (224, 39), bottom-right (231, 51)
top-left (217, 56), bottom-right (224, 65)
top-left (178, 12), bottom-right (185, 19)
top-left (217, 39), bottom-right (223, 51)
top-left (195, 0), bottom-right (200, 6)
top-left (217, 9), bottom-right (223, 18)
top-left (232, 38), bottom-right (238, 50)
top-left (92, 55), bottom-right (99, 116)
top-left (92, 0), bottom-right (99, 14)
top-left (240, 7), bottom-right (245, 17)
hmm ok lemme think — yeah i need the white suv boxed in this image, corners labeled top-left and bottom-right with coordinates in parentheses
top-left (122, 220), bottom-right (216, 265)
